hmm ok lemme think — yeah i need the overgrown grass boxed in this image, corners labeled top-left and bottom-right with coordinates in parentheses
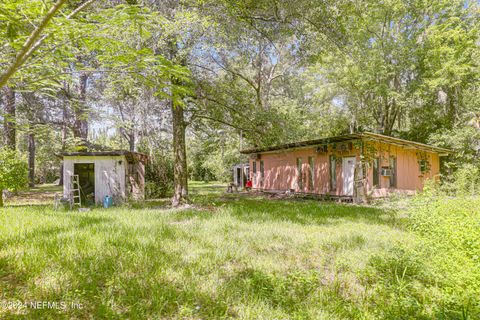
top-left (406, 195), bottom-right (480, 318)
top-left (0, 183), bottom-right (478, 319)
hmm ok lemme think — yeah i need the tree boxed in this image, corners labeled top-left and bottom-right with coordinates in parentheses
top-left (2, 86), bottom-right (16, 149)
top-left (0, 0), bottom-right (96, 88)
top-left (90, 3), bottom-right (192, 205)
top-left (0, 148), bottom-right (28, 206)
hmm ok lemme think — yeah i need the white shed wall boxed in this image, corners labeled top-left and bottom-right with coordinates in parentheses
top-left (63, 156), bottom-right (126, 204)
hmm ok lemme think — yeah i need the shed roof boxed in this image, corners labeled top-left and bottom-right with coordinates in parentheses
top-left (240, 132), bottom-right (452, 155)
top-left (59, 151), bottom-right (149, 163)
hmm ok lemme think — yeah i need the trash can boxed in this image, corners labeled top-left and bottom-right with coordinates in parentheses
top-left (103, 195), bottom-right (113, 208)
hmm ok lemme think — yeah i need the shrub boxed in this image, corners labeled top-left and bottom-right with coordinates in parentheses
top-left (365, 245), bottom-right (439, 318)
top-left (441, 164), bottom-right (480, 196)
top-left (0, 148), bottom-right (28, 206)
top-left (144, 153), bottom-right (174, 198)
top-left (408, 195), bottom-right (480, 318)
top-left (201, 147), bottom-right (242, 183)
top-left (365, 189), bottom-right (480, 318)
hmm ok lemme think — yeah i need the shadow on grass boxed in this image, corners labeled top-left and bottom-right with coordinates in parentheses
top-left (0, 212), bottom-right (114, 248)
top-left (189, 182), bottom-right (226, 195)
top-left (2, 203), bottom-right (54, 208)
top-left (218, 267), bottom-right (357, 318)
top-left (0, 194), bottom-right (404, 319)
top-left (191, 193), bottom-right (398, 227)
top-left (0, 213), bottom-right (117, 318)
top-left (0, 216), bottom-right (235, 319)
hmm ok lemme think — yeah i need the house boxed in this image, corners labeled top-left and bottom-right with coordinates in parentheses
top-left (60, 151), bottom-right (148, 205)
top-left (240, 132), bottom-right (451, 200)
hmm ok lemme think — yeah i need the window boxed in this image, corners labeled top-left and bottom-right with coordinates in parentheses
top-left (389, 156), bottom-right (397, 188)
top-left (419, 160), bottom-right (429, 174)
top-left (329, 155), bottom-right (336, 191)
top-left (296, 158), bottom-right (302, 189)
top-left (373, 158), bottom-right (380, 187)
top-left (252, 161), bottom-right (257, 180)
top-left (260, 161), bottom-right (264, 186)
top-left (308, 156), bottom-right (314, 191)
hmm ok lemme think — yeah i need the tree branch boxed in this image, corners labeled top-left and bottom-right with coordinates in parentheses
top-left (0, 0), bottom-right (96, 88)
top-left (0, 0), bottom-right (67, 88)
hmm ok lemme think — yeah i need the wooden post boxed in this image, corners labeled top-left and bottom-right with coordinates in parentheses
top-left (355, 141), bottom-right (369, 204)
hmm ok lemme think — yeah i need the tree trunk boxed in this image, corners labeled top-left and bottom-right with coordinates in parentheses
top-left (129, 133), bottom-right (135, 152)
top-left (73, 72), bottom-right (89, 150)
top-left (121, 127), bottom-right (135, 152)
top-left (0, 190), bottom-right (3, 207)
top-left (59, 103), bottom-right (68, 186)
top-left (165, 35), bottom-right (188, 207)
top-left (59, 163), bottom-right (64, 186)
top-left (2, 86), bottom-right (16, 149)
top-left (28, 132), bottom-right (35, 187)
top-left (171, 101), bottom-right (188, 206)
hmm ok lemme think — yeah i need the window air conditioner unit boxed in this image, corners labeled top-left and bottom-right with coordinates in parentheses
top-left (381, 168), bottom-right (392, 176)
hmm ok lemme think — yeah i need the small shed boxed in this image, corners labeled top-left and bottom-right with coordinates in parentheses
top-left (60, 151), bottom-right (148, 205)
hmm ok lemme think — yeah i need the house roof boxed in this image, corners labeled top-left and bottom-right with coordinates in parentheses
top-left (59, 151), bottom-right (149, 163)
top-left (240, 132), bottom-right (452, 155)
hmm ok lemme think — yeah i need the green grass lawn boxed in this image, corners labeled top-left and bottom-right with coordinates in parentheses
top-left (0, 182), bottom-right (478, 319)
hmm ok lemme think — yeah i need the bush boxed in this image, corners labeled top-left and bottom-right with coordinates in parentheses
top-left (0, 148), bottom-right (28, 206)
top-left (202, 148), bottom-right (242, 183)
top-left (365, 187), bottom-right (480, 318)
top-left (144, 153), bottom-right (174, 198)
top-left (407, 195), bottom-right (480, 318)
top-left (440, 164), bottom-right (480, 196)
top-left (189, 157), bottom-right (216, 182)
top-left (365, 245), bottom-right (439, 318)
top-left (429, 127), bottom-right (480, 171)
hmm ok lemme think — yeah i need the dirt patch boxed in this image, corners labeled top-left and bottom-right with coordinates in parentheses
top-left (5, 184), bottom-right (62, 206)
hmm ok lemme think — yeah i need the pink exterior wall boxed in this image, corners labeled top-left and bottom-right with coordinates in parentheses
top-left (249, 145), bottom-right (362, 196)
top-left (249, 139), bottom-right (441, 197)
top-left (366, 142), bottom-right (440, 197)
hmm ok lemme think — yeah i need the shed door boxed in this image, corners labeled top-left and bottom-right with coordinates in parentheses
top-left (74, 163), bottom-right (95, 204)
top-left (342, 157), bottom-right (356, 196)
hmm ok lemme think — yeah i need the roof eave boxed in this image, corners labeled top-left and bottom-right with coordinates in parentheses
top-left (240, 133), bottom-right (363, 154)
top-left (58, 151), bottom-right (149, 163)
top-left (240, 132), bottom-right (453, 155)
top-left (361, 132), bottom-right (452, 154)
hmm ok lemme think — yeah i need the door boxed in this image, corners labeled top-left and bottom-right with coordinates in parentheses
top-left (342, 157), bottom-right (356, 196)
top-left (74, 163), bottom-right (95, 204)
top-left (236, 168), bottom-right (241, 186)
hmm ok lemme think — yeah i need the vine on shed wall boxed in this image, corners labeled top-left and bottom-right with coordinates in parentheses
top-left (416, 151), bottom-right (431, 174)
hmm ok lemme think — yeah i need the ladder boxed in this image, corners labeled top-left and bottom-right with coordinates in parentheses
top-left (70, 174), bottom-right (82, 208)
